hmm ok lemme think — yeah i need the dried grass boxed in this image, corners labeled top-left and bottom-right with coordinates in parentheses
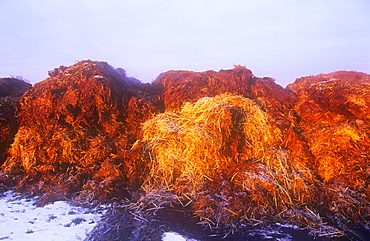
top-left (141, 94), bottom-right (280, 192)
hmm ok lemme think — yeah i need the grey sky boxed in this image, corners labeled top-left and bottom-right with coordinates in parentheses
top-left (1, 0), bottom-right (369, 86)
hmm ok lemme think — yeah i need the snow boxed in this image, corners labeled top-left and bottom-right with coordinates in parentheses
top-left (0, 191), bottom-right (196, 241)
top-left (0, 191), bottom-right (105, 241)
top-left (0, 189), bottom-right (331, 240)
top-left (162, 232), bottom-right (198, 241)
top-left (0, 190), bottom-right (310, 241)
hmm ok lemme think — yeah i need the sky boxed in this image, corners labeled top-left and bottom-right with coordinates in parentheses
top-left (0, 0), bottom-right (369, 87)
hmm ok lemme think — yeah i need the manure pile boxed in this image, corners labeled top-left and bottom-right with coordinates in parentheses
top-left (1, 60), bottom-right (160, 204)
top-left (1, 61), bottom-right (369, 239)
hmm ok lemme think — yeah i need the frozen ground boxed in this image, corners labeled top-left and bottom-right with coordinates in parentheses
top-left (2, 190), bottom-right (364, 241)
top-left (0, 190), bottom-right (194, 241)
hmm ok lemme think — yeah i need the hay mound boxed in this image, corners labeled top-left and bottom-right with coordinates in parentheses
top-left (138, 94), bottom-right (320, 230)
top-left (141, 94), bottom-right (281, 191)
top-left (0, 78), bottom-right (31, 166)
top-left (287, 71), bottom-right (370, 223)
top-left (1, 60), bottom-right (160, 204)
top-left (153, 67), bottom-right (311, 181)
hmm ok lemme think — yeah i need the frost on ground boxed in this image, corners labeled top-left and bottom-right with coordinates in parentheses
top-left (0, 191), bottom-right (105, 241)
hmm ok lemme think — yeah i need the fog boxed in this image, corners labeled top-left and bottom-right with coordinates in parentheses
top-left (1, 0), bottom-right (369, 86)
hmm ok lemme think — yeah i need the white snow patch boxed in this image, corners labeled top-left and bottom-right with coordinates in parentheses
top-left (0, 191), bottom-right (106, 241)
top-left (275, 222), bottom-right (301, 230)
top-left (162, 232), bottom-right (198, 241)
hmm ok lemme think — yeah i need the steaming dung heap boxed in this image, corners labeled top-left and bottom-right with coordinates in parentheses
top-left (1, 63), bottom-right (369, 239)
top-left (1, 60), bottom-right (159, 204)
